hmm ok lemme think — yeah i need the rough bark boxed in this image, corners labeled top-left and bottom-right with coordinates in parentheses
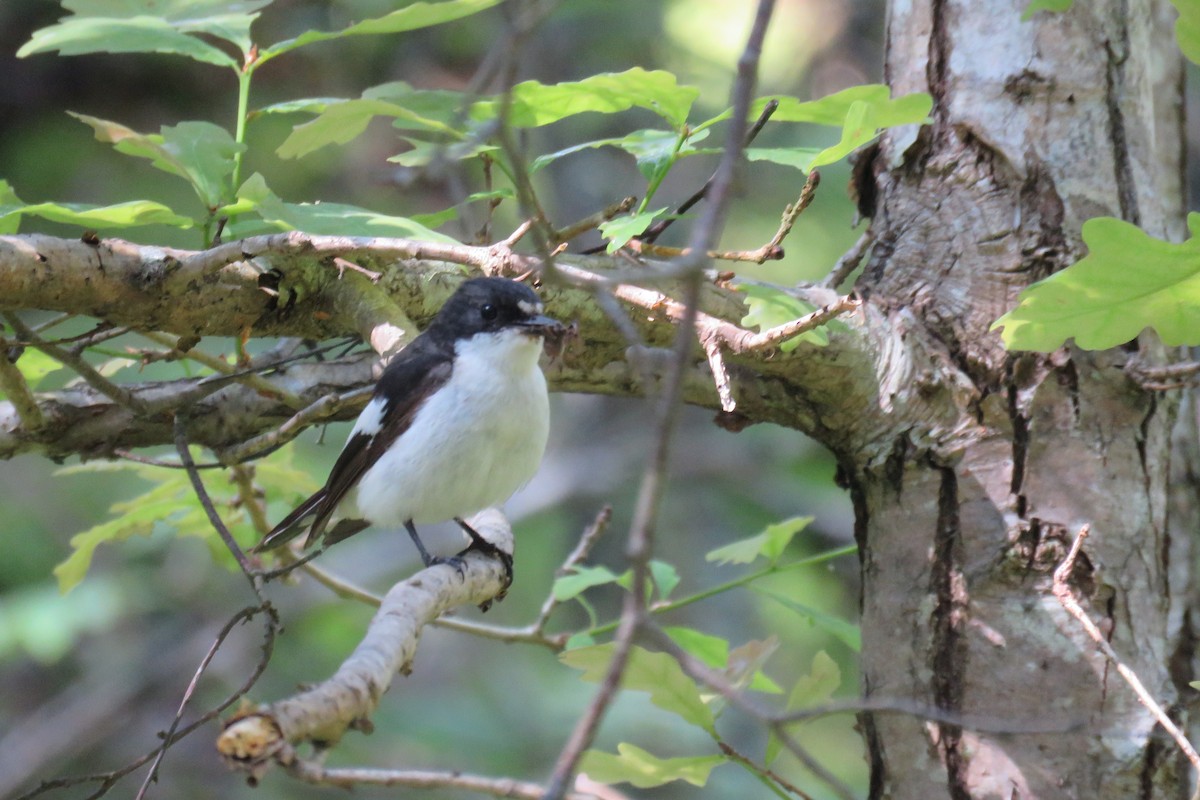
top-left (846, 0), bottom-right (1191, 797)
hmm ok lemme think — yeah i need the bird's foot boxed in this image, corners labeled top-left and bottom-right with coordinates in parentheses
top-left (454, 538), bottom-right (513, 611)
top-left (427, 554), bottom-right (468, 580)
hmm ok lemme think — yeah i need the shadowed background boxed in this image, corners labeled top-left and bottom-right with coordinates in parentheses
top-left (1, 2), bottom-right (898, 798)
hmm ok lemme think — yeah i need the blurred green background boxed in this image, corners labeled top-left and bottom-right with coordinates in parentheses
top-left (0, 1), bottom-right (888, 797)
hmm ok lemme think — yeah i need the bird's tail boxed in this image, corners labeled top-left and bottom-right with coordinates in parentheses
top-left (253, 489), bottom-right (326, 552)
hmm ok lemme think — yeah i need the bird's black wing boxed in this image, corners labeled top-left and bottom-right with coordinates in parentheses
top-left (255, 346), bottom-right (453, 551)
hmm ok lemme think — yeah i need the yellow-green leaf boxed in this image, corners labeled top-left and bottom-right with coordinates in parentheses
top-left (580, 744), bottom-right (725, 789)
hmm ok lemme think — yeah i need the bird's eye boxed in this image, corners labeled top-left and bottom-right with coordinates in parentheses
top-left (480, 303), bottom-right (498, 321)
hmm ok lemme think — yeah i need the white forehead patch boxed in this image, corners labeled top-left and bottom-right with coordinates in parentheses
top-left (518, 299), bottom-right (543, 316)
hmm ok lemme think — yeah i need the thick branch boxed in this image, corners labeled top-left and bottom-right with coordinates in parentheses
top-left (217, 510), bottom-right (513, 770)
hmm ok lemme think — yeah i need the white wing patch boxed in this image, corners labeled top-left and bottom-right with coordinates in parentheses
top-left (350, 396), bottom-right (387, 437)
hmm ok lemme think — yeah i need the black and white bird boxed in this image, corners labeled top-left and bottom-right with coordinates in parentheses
top-left (256, 277), bottom-right (563, 578)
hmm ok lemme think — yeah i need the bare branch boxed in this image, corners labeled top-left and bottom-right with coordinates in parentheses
top-left (216, 510), bottom-right (513, 772)
top-left (283, 760), bottom-right (601, 799)
top-left (1052, 525), bottom-right (1200, 796)
top-left (5, 312), bottom-right (148, 414)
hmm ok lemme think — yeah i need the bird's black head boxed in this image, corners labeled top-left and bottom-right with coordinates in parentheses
top-left (428, 277), bottom-right (562, 343)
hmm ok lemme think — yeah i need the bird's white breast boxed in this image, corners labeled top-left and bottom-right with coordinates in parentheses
top-left (353, 328), bottom-right (550, 527)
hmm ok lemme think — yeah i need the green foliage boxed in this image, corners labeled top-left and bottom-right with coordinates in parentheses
top-left (476, 68), bottom-right (700, 129)
top-left (1173, 0), bottom-right (1200, 63)
top-left (51, 451), bottom-right (316, 592)
top-left (598, 208), bottom-right (669, 253)
top-left (257, 0), bottom-right (505, 63)
top-left (993, 215), bottom-right (1200, 351)
top-left (552, 565), bottom-right (623, 602)
top-left (666, 626), bottom-right (782, 693)
top-left (230, 174), bottom-right (456, 242)
top-left (562, 642), bottom-right (716, 734)
top-left (706, 516), bottom-right (813, 565)
top-left (580, 744), bottom-right (725, 789)
top-left (18, 4), bottom-right (246, 67)
top-left (70, 114), bottom-right (244, 210)
top-left (15, 0), bottom-right (932, 261)
top-left (746, 85), bottom-right (932, 172)
top-left (752, 586), bottom-right (862, 652)
top-left (737, 286), bottom-right (826, 350)
top-left (765, 650), bottom-right (841, 765)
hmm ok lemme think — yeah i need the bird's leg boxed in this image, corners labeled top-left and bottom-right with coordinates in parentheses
top-left (408, 522), bottom-right (468, 578)
top-left (454, 516), bottom-right (514, 587)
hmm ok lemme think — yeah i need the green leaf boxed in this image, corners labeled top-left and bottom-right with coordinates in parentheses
top-left (0, 200), bottom-right (193, 230)
top-left (734, 86), bottom-right (934, 170)
top-left (17, 0), bottom-right (261, 66)
top-left (599, 207), bottom-right (668, 253)
top-left (531, 128), bottom-right (712, 178)
top-left (552, 565), bottom-right (621, 601)
top-left (744, 146), bottom-right (824, 173)
top-left (993, 214), bottom-right (1200, 351)
top-left (235, 173), bottom-right (456, 242)
top-left (565, 631), bottom-right (596, 650)
top-left (11, 349), bottom-right (67, 390)
top-left (0, 180), bottom-right (22, 234)
top-left (1022, 0), bottom-right (1074, 21)
top-left (737, 284), bottom-right (826, 350)
top-left (562, 644), bottom-right (715, 733)
top-left (1172, 0), bottom-right (1200, 63)
top-left (261, 0), bottom-right (504, 61)
top-left (388, 137), bottom-right (499, 168)
top-left (649, 559), bottom-right (680, 602)
top-left (474, 68), bottom-right (699, 128)
top-left (752, 85), bottom-right (932, 128)
top-left (53, 466), bottom-right (196, 592)
top-left (706, 516), bottom-right (813, 566)
top-left (70, 114), bottom-right (243, 208)
top-left (276, 83), bottom-right (466, 159)
top-left (766, 650), bottom-right (841, 765)
top-left (663, 627), bottom-right (781, 694)
top-left (751, 586), bottom-right (862, 653)
top-left (580, 744), bottom-right (725, 789)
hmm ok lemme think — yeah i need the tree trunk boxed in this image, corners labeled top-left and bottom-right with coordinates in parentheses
top-left (848, 0), bottom-right (1192, 796)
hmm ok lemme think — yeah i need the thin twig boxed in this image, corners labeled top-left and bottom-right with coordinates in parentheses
top-left (544, 3), bottom-right (777, 796)
top-left (173, 415), bottom-right (259, 584)
top-left (285, 760), bottom-right (597, 799)
top-left (133, 604), bottom-right (271, 800)
top-left (1127, 358), bottom-right (1200, 390)
top-left (638, 98), bottom-right (781, 246)
top-left (717, 740), bottom-right (814, 800)
top-left (1052, 524), bottom-right (1200, 798)
top-left (4, 312), bottom-right (148, 414)
top-left (332, 256), bottom-right (382, 282)
top-left (625, 238), bottom-right (787, 264)
top-left (639, 622), bottom-right (857, 800)
top-left (17, 604), bottom-right (278, 800)
top-left (734, 293), bottom-right (860, 351)
top-left (823, 228), bottom-right (874, 290)
top-left (0, 332), bottom-right (45, 431)
top-left (139, 331), bottom-right (306, 409)
top-left (112, 449), bottom-right (225, 470)
top-left (555, 196), bottom-right (639, 244)
top-left (218, 387), bottom-right (371, 465)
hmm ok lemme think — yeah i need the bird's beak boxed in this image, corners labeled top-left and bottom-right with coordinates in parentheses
top-left (517, 314), bottom-right (566, 337)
